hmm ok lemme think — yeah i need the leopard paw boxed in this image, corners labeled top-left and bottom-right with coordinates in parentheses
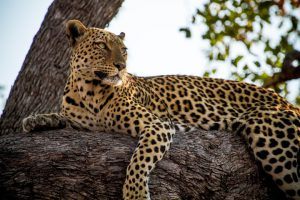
top-left (22, 115), bottom-right (49, 132)
top-left (22, 115), bottom-right (38, 132)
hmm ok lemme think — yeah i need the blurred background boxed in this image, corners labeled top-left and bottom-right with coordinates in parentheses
top-left (0, 0), bottom-right (299, 113)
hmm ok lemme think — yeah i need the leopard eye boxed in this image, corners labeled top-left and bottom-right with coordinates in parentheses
top-left (122, 47), bottom-right (128, 55)
top-left (99, 42), bottom-right (107, 49)
top-left (94, 41), bottom-right (107, 49)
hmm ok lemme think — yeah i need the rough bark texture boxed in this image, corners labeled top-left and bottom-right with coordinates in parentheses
top-left (0, 128), bottom-right (283, 200)
top-left (0, 0), bottom-right (284, 199)
top-left (0, 0), bottom-right (124, 135)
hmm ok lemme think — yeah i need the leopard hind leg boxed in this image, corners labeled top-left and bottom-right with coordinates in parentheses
top-left (231, 108), bottom-right (300, 199)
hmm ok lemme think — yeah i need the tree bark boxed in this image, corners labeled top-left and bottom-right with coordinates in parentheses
top-left (0, 0), bottom-right (286, 199)
top-left (0, 0), bottom-right (124, 135)
top-left (0, 128), bottom-right (283, 200)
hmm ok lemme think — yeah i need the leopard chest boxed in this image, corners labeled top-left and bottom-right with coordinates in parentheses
top-left (62, 79), bottom-right (117, 131)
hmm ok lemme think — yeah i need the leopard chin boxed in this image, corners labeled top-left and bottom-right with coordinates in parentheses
top-left (102, 74), bottom-right (123, 86)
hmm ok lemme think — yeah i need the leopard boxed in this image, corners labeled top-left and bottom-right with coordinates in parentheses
top-left (22, 19), bottom-right (300, 200)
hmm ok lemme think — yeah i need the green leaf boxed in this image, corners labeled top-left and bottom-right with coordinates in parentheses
top-left (254, 61), bottom-right (261, 67)
top-left (296, 96), bottom-right (300, 106)
top-left (203, 71), bottom-right (210, 77)
top-left (260, 72), bottom-right (270, 80)
top-left (291, 16), bottom-right (298, 30)
top-left (231, 55), bottom-right (243, 66)
top-left (217, 52), bottom-right (225, 61)
top-left (242, 64), bottom-right (249, 71)
top-left (266, 57), bottom-right (273, 66)
top-left (179, 28), bottom-right (191, 38)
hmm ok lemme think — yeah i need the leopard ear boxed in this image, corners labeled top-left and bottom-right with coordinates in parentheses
top-left (66, 20), bottom-right (87, 46)
top-left (118, 32), bottom-right (125, 40)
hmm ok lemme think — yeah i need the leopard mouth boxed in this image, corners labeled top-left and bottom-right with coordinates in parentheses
top-left (103, 74), bottom-right (122, 86)
top-left (103, 74), bottom-right (120, 82)
top-left (94, 71), bottom-right (123, 86)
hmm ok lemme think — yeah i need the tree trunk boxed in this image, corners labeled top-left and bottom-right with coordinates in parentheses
top-left (0, 128), bottom-right (282, 200)
top-left (0, 0), bottom-right (124, 135)
top-left (0, 0), bottom-right (285, 199)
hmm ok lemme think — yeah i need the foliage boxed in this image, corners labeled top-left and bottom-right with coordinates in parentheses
top-left (180, 0), bottom-right (300, 104)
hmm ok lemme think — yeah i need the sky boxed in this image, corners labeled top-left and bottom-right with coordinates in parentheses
top-left (0, 0), bottom-right (299, 111)
top-left (0, 0), bottom-right (53, 108)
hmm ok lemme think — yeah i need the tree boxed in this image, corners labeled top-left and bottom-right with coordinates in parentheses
top-left (0, 0), bottom-right (287, 199)
top-left (180, 0), bottom-right (300, 105)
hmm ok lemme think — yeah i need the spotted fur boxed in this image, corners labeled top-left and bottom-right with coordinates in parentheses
top-left (22, 20), bottom-right (300, 200)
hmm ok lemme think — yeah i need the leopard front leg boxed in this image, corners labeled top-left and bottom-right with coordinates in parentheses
top-left (22, 113), bottom-right (68, 132)
top-left (123, 119), bottom-right (175, 200)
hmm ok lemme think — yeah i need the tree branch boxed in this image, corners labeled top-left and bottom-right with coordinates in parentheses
top-left (0, 129), bottom-right (285, 200)
top-left (263, 50), bottom-right (300, 88)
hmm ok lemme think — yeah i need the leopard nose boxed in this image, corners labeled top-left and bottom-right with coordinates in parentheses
top-left (114, 62), bottom-right (126, 71)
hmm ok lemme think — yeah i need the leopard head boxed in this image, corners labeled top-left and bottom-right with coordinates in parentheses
top-left (66, 19), bottom-right (127, 86)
